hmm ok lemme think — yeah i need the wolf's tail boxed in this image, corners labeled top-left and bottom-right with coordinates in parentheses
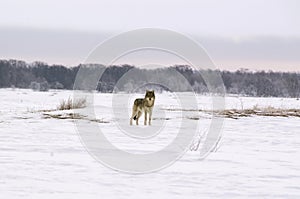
top-left (133, 115), bottom-right (137, 120)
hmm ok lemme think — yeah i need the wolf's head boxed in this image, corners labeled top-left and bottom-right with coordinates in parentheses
top-left (145, 90), bottom-right (155, 106)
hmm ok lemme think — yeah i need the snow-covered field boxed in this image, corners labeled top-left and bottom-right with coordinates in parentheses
top-left (0, 88), bottom-right (300, 198)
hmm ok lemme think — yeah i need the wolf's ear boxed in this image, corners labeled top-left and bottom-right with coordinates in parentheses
top-left (151, 90), bottom-right (154, 93)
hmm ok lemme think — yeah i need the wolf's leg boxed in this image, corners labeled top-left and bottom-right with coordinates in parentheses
top-left (149, 109), bottom-right (152, 125)
top-left (130, 112), bottom-right (135, 125)
top-left (130, 107), bottom-right (137, 125)
top-left (144, 111), bottom-right (148, 125)
top-left (136, 111), bottom-right (142, 125)
top-left (130, 114), bottom-right (133, 125)
top-left (130, 114), bottom-right (134, 125)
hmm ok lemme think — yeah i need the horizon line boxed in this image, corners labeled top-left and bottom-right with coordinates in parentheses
top-left (1, 58), bottom-right (300, 74)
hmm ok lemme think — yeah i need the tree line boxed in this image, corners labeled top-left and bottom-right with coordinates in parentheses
top-left (0, 59), bottom-right (299, 97)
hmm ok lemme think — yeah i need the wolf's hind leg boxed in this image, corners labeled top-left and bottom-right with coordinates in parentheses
top-left (130, 117), bottom-right (133, 125)
top-left (136, 111), bottom-right (142, 125)
top-left (130, 108), bottom-right (138, 125)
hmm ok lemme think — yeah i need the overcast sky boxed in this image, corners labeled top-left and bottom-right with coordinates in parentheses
top-left (1, 0), bottom-right (300, 71)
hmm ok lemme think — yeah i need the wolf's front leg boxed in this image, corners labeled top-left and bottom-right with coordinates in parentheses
top-left (149, 110), bottom-right (152, 125)
top-left (144, 111), bottom-right (148, 125)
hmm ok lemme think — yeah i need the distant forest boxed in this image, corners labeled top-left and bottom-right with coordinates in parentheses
top-left (0, 59), bottom-right (299, 97)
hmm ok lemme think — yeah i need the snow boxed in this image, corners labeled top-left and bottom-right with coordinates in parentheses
top-left (0, 88), bottom-right (300, 198)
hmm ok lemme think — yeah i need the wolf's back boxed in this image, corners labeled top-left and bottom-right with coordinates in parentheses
top-left (134, 98), bottom-right (144, 106)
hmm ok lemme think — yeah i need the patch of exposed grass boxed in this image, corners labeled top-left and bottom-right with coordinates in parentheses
top-left (43, 113), bottom-right (108, 123)
top-left (13, 116), bottom-right (33, 120)
top-left (218, 106), bottom-right (300, 119)
top-left (38, 109), bottom-right (56, 113)
top-left (88, 118), bottom-right (109, 123)
top-left (57, 97), bottom-right (87, 110)
top-left (162, 106), bottom-right (300, 119)
top-left (43, 113), bottom-right (84, 120)
top-left (161, 108), bottom-right (203, 112)
top-left (187, 117), bottom-right (200, 120)
top-left (153, 117), bottom-right (172, 120)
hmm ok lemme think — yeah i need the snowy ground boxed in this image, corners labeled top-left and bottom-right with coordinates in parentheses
top-left (0, 88), bottom-right (300, 198)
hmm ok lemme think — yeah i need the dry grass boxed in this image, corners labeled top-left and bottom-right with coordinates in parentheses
top-left (88, 118), bottom-right (110, 123)
top-left (43, 113), bottom-right (109, 123)
top-left (162, 106), bottom-right (300, 119)
top-left (152, 117), bottom-right (172, 120)
top-left (218, 106), bottom-right (300, 119)
top-left (40, 97), bottom-right (108, 123)
top-left (43, 113), bottom-right (84, 119)
top-left (57, 97), bottom-right (87, 110)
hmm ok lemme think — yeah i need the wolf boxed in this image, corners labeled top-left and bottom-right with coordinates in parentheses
top-left (130, 90), bottom-right (155, 126)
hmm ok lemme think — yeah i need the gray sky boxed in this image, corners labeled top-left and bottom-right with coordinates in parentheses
top-left (1, 0), bottom-right (300, 71)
